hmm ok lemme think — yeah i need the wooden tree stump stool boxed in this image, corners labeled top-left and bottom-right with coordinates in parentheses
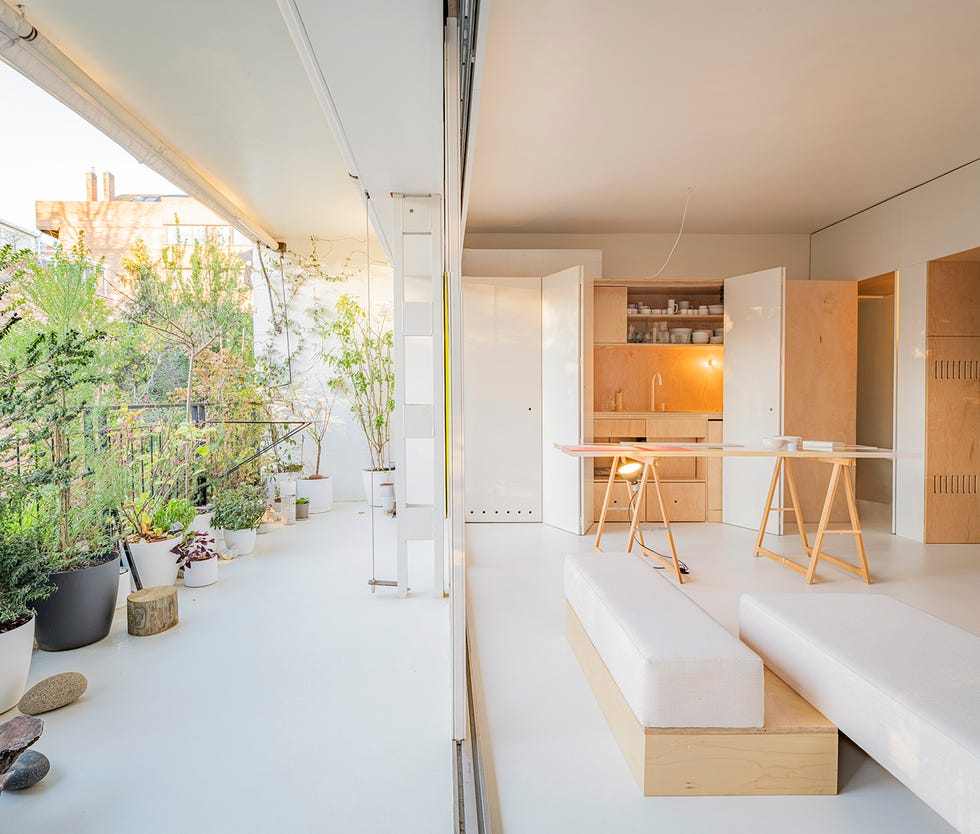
top-left (127, 586), bottom-right (178, 636)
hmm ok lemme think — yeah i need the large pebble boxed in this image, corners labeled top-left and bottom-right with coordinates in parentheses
top-left (18, 672), bottom-right (88, 716)
top-left (4, 750), bottom-right (49, 790)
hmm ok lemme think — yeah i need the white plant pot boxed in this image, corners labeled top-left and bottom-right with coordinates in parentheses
top-left (189, 510), bottom-right (213, 534)
top-left (128, 536), bottom-right (181, 588)
top-left (362, 468), bottom-right (395, 507)
top-left (221, 528), bottom-right (257, 556)
top-left (298, 476), bottom-right (334, 513)
top-left (182, 555), bottom-right (218, 587)
top-left (117, 568), bottom-right (131, 608)
top-left (0, 617), bottom-right (35, 712)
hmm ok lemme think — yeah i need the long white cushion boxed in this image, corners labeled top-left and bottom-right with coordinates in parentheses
top-left (565, 553), bottom-right (764, 728)
top-left (740, 593), bottom-right (980, 834)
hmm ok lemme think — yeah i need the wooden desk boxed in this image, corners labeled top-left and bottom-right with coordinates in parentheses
top-left (557, 444), bottom-right (895, 585)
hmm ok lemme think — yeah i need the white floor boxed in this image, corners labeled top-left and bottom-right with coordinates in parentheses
top-left (1, 504), bottom-right (452, 834)
top-left (466, 503), bottom-right (978, 834)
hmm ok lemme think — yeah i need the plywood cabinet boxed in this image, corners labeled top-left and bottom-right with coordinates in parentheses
top-left (595, 286), bottom-right (628, 343)
top-left (591, 413), bottom-right (721, 524)
top-left (925, 260), bottom-right (980, 543)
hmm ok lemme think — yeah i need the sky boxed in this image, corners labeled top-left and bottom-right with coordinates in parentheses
top-left (0, 60), bottom-right (181, 231)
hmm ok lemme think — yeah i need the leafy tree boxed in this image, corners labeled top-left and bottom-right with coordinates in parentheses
top-left (313, 294), bottom-right (394, 471)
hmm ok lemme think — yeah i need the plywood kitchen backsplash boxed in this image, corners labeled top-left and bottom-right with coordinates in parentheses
top-left (594, 345), bottom-right (724, 413)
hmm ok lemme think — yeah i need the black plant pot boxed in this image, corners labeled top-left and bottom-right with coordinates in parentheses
top-left (34, 554), bottom-right (120, 651)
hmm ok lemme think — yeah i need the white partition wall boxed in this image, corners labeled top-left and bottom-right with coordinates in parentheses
top-left (462, 276), bottom-right (543, 521)
top-left (392, 194), bottom-right (445, 598)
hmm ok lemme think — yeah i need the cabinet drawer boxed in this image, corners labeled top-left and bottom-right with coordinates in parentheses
top-left (645, 417), bottom-right (708, 439)
top-left (646, 482), bottom-right (706, 522)
top-left (593, 482), bottom-right (644, 523)
top-left (594, 418), bottom-right (646, 439)
top-left (655, 457), bottom-right (697, 480)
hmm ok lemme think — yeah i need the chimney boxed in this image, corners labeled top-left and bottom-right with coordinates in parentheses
top-left (85, 169), bottom-right (98, 201)
top-left (102, 171), bottom-right (115, 201)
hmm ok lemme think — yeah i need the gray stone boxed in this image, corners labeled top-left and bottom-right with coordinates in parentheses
top-left (4, 751), bottom-right (49, 790)
top-left (18, 672), bottom-right (88, 716)
top-left (0, 715), bottom-right (43, 775)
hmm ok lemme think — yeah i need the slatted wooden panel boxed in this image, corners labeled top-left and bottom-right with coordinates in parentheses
top-left (925, 335), bottom-right (980, 543)
top-left (782, 281), bottom-right (857, 523)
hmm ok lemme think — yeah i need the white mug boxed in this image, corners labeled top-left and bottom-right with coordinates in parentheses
top-left (667, 299), bottom-right (675, 314)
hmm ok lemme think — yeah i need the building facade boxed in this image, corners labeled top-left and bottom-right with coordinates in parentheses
top-left (35, 171), bottom-right (253, 296)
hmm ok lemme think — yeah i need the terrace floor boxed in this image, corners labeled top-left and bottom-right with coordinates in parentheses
top-left (1, 504), bottom-right (452, 834)
top-left (466, 503), bottom-right (977, 834)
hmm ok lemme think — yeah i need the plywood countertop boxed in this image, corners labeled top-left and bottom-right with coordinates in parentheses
top-left (595, 411), bottom-right (723, 419)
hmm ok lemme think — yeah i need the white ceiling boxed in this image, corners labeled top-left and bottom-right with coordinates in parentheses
top-left (466, 0), bottom-right (980, 235)
top-left (16, 0), bottom-right (443, 254)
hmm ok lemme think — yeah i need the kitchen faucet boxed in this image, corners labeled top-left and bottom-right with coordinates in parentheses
top-left (650, 372), bottom-right (663, 412)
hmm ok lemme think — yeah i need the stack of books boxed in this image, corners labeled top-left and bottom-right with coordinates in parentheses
top-left (801, 440), bottom-right (845, 451)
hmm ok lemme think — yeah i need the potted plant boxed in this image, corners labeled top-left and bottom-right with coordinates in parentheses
top-left (212, 485), bottom-right (265, 556)
top-left (0, 254), bottom-right (121, 651)
top-left (172, 532), bottom-right (219, 588)
top-left (294, 383), bottom-right (337, 513)
top-left (317, 294), bottom-right (394, 506)
top-left (295, 496), bottom-right (310, 520)
top-left (0, 534), bottom-right (54, 711)
top-left (121, 496), bottom-right (196, 589)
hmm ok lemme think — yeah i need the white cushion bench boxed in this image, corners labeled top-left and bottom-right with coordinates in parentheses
top-left (740, 593), bottom-right (980, 834)
top-left (565, 553), bottom-right (837, 795)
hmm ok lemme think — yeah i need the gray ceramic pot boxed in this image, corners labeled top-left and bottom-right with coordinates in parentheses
top-left (33, 553), bottom-right (120, 651)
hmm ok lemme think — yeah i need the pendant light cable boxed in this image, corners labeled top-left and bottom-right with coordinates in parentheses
top-left (645, 187), bottom-right (694, 279)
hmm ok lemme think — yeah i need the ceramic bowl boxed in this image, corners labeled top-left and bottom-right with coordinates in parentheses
top-left (762, 436), bottom-right (786, 451)
top-left (709, 305), bottom-right (724, 315)
top-left (713, 328), bottom-right (725, 336)
top-left (709, 336), bottom-right (723, 344)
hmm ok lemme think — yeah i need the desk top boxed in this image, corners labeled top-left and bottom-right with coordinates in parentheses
top-left (556, 442), bottom-right (895, 460)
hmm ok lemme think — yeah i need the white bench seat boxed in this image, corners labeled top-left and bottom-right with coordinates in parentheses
top-left (565, 553), bottom-right (764, 728)
top-left (740, 593), bottom-right (980, 834)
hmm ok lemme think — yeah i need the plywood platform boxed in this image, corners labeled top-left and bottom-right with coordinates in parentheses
top-left (566, 603), bottom-right (838, 796)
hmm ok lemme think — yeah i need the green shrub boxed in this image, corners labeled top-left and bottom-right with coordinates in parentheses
top-left (0, 533), bottom-right (55, 631)
top-left (212, 486), bottom-right (266, 531)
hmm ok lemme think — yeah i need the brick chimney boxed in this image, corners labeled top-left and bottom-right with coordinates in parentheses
top-left (85, 169), bottom-right (98, 201)
top-left (102, 171), bottom-right (115, 201)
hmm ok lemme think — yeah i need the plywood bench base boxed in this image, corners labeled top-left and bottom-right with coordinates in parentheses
top-left (566, 603), bottom-right (838, 796)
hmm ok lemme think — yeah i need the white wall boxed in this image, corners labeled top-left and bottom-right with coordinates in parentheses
top-left (857, 295), bottom-right (895, 504)
top-left (810, 158), bottom-right (980, 540)
top-left (464, 233), bottom-right (809, 281)
top-left (251, 238), bottom-right (394, 501)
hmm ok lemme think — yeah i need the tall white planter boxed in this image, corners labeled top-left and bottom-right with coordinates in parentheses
top-left (298, 477), bottom-right (334, 513)
top-left (189, 510), bottom-right (213, 534)
top-left (0, 617), bottom-right (35, 712)
top-left (221, 528), bottom-right (257, 556)
top-left (182, 555), bottom-right (218, 588)
top-left (362, 468), bottom-right (395, 507)
top-left (128, 536), bottom-right (181, 588)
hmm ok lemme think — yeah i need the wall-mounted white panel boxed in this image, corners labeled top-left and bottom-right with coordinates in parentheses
top-left (405, 335), bottom-right (434, 405)
top-left (404, 235), bottom-right (432, 275)
top-left (406, 508), bottom-right (433, 542)
top-left (404, 404), bottom-right (434, 438)
top-left (404, 302), bottom-right (433, 336)
top-left (541, 265), bottom-right (587, 534)
top-left (723, 267), bottom-right (785, 533)
top-left (401, 199), bottom-right (433, 233)
top-left (406, 437), bottom-right (435, 506)
top-left (463, 276), bottom-right (542, 521)
top-left (404, 274), bottom-right (433, 303)
top-left (895, 264), bottom-right (927, 541)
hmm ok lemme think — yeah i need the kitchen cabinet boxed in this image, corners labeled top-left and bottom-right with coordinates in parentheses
top-left (594, 286), bottom-right (627, 343)
top-left (592, 413), bottom-right (721, 523)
